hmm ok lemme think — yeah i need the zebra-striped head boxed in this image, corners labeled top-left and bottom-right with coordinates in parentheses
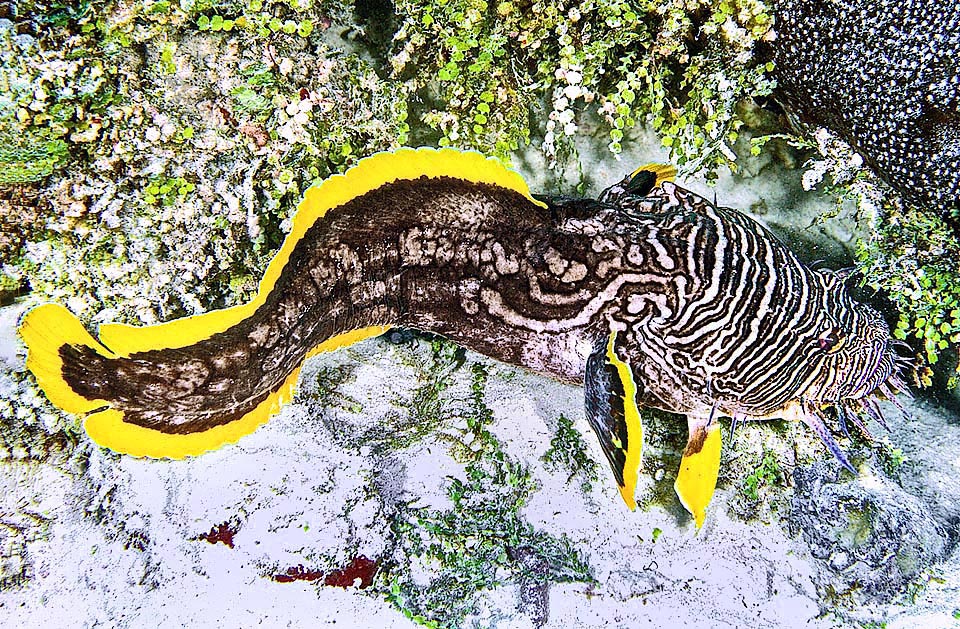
top-left (797, 269), bottom-right (912, 441)
top-left (806, 271), bottom-right (902, 399)
top-left (597, 165), bottom-right (913, 475)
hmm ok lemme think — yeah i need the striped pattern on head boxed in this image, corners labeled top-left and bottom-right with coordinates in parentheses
top-left (603, 180), bottom-right (907, 424)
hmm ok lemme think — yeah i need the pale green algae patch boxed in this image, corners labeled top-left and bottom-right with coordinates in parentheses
top-left (394, 0), bottom-right (775, 173)
top-left (381, 357), bottom-right (592, 628)
top-left (296, 335), bottom-right (595, 627)
top-left (0, 0), bottom-right (408, 324)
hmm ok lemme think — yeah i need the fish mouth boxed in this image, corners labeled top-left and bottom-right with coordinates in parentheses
top-left (797, 342), bottom-right (914, 472)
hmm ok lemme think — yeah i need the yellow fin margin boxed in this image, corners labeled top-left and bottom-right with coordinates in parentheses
top-left (21, 147), bottom-right (536, 458)
top-left (630, 162), bottom-right (677, 187)
top-left (20, 148), bottom-right (543, 458)
top-left (674, 421), bottom-right (722, 530)
top-left (606, 331), bottom-right (644, 510)
top-left (18, 304), bottom-right (116, 415)
top-left (97, 148), bottom-right (543, 355)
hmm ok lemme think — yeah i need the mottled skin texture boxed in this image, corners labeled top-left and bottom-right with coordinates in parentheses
top-left (62, 174), bottom-right (904, 450)
top-left (770, 0), bottom-right (960, 220)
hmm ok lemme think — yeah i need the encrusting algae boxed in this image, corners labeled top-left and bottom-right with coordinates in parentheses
top-left (19, 148), bottom-right (912, 528)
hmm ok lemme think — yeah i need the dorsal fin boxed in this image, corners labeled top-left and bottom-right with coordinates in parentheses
top-left (626, 163), bottom-right (677, 196)
top-left (97, 148), bottom-right (544, 355)
top-left (19, 148), bottom-right (541, 459)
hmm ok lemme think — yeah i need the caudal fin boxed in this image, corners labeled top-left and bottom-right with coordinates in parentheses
top-left (19, 303), bottom-right (118, 416)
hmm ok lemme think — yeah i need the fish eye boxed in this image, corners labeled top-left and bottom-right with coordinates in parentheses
top-left (818, 328), bottom-right (846, 354)
top-left (624, 170), bottom-right (657, 197)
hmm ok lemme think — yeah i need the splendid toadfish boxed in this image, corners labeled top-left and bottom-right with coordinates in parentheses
top-left (18, 148), bottom-right (911, 528)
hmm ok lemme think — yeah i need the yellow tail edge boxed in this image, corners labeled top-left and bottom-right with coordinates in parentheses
top-left (83, 365), bottom-right (305, 459)
top-left (90, 324), bottom-right (389, 459)
top-left (18, 302), bottom-right (390, 459)
top-left (17, 147), bottom-right (533, 458)
top-left (18, 303), bottom-right (116, 416)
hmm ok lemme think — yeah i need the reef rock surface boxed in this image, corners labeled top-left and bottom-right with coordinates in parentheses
top-left (771, 0), bottom-right (960, 221)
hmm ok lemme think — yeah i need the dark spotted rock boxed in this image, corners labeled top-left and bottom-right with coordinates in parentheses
top-left (770, 0), bottom-right (960, 221)
top-left (789, 461), bottom-right (952, 603)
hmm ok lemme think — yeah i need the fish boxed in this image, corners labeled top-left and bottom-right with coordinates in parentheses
top-left (18, 147), bottom-right (911, 528)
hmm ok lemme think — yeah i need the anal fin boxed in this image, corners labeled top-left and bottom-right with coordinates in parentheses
top-left (584, 331), bottom-right (644, 510)
top-left (674, 413), bottom-right (722, 530)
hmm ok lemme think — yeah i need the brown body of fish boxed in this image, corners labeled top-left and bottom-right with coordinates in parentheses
top-left (19, 149), bottom-right (909, 527)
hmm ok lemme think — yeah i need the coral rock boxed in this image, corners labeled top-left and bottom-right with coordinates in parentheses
top-left (771, 0), bottom-right (960, 221)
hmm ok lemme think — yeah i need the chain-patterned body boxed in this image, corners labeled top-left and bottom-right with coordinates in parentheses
top-left (20, 149), bottom-right (908, 527)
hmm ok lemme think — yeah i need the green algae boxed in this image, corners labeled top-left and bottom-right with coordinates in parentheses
top-left (310, 336), bottom-right (464, 452)
top-left (740, 449), bottom-right (781, 502)
top-left (301, 363), bottom-right (363, 413)
top-left (379, 361), bottom-right (592, 628)
top-left (394, 0), bottom-right (775, 173)
top-left (298, 339), bottom-right (594, 625)
top-left (541, 413), bottom-right (599, 494)
top-left (0, 138), bottom-right (69, 185)
top-left (857, 203), bottom-right (960, 381)
top-left (0, 0), bottom-right (406, 325)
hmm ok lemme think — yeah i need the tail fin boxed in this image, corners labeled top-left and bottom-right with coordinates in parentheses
top-left (18, 303), bottom-right (387, 459)
top-left (19, 304), bottom-right (118, 416)
top-left (16, 148), bottom-right (537, 459)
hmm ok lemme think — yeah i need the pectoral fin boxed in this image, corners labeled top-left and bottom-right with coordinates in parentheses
top-left (584, 331), bottom-right (644, 510)
top-left (674, 414), bottom-right (722, 529)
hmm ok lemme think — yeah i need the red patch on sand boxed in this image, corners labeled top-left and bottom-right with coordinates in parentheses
top-left (198, 522), bottom-right (236, 549)
top-left (273, 555), bottom-right (378, 588)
